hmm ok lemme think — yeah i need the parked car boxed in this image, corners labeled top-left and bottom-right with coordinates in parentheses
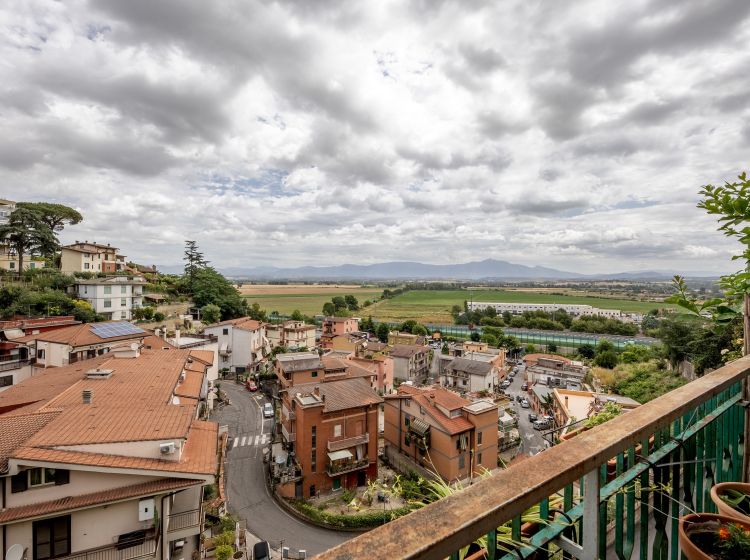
top-left (521, 383), bottom-right (529, 391)
top-left (500, 380), bottom-right (511, 389)
top-left (253, 541), bottom-right (271, 560)
top-left (509, 370), bottom-right (516, 377)
top-left (533, 419), bottom-right (551, 430)
top-left (516, 395), bottom-right (523, 403)
top-left (528, 413), bottom-right (538, 422)
top-left (520, 399), bottom-right (530, 408)
top-left (263, 402), bottom-right (274, 418)
top-left (246, 379), bottom-right (258, 392)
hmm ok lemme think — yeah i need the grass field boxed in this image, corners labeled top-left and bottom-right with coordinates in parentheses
top-left (364, 289), bottom-right (674, 323)
top-left (242, 288), bottom-right (382, 316)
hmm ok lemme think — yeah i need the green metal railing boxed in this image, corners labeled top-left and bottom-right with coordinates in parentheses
top-left (317, 356), bottom-right (750, 560)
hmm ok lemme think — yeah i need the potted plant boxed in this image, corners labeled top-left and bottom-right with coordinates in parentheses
top-left (679, 513), bottom-right (750, 559)
top-left (711, 482), bottom-right (750, 522)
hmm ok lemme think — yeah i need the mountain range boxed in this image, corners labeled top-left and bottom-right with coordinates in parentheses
top-left (158, 259), bottom-right (715, 280)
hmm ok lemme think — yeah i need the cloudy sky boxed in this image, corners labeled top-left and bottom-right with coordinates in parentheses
top-left (1, 0), bottom-right (749, 274)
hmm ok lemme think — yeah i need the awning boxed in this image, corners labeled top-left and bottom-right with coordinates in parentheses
top-left (409, 417), bottom-right (430, 437)
top-left (2, 329), bottom-right (24, 340)
top-left (327, 450), bottom-right (353, 462)
top-left (219, 343), bottom-right (228, 355)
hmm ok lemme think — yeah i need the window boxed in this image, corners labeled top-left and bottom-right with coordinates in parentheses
top-left (83, 263), bottom-right (89, 270)
top-left (477, 431), bottom-right (483, 445)
top-left (104, 286), bottom-right (112, 294)
top-left (311, 426), bottom-right (316, 447)
top-left (310, 450), bottom-right (317, 473)
top-left (103, 300), bottom-right (112, 308)
top-left (404, 434), bottom-right (411, 447)
top-left (478, 452), bottom-right (483, 465)
top-left (311, 370), bottom-right (318, 377)
top-left (121, 285), bottom-right (127, 294)
top-left (404, 399), bottom-right (410, 407)
top-left (458, 454), bottom-right (465, 469)
top-left (9, 262), bottom-right (15, 269)
top-left (121, 298), bottom-right (127, 307)
top-left (404, 415), bottom-right (410, 427)
top-left (462, 379), bottom-right (467, 386)
top-left (1, 375), bottom-right (13, 387)
top-left (33, 515), bottom-right (70, 560)
top-left (223, 328), bottom-right (228, 335)
top-left (309, 484), bottom-right (316, 498)
top-left (30, 262), bottom-right (35, 269)
top-left (419, 406), bottom-right (425, 415)
top-left (38, 349), bottom-right (45, 359)
top-left (334, 424), bottom-right (342, 437)
top-left (29, 468), bottom-right (68, 487)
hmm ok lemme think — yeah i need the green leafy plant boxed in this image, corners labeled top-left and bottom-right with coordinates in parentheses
top-left (720, 488), bottom-right (750, 515)
top-left (584, 402), bottom-right (621, 428)
top-left (215, 545), bottom-right (233, 560)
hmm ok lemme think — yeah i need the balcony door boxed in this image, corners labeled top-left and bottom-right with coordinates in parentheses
top-left (33, 515), bottom-right (70, 560)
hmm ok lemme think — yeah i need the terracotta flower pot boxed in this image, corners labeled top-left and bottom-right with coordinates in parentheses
top-left (678, 512), bottom-right (750, 560)
top-left (710, 482), bottom-right (750, 522)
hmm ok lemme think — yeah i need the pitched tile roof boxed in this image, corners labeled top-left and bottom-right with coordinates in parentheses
top-left (16, 322), bottom-right (146, 347)
top-left (0, 477), bottom-right (202, 524)
top-left (207, 317), bottom-right (263, 331)
top-left (292, 378), bottom-right (382, 412)
top-left (188, 349), bottom-right (214, 365)
top-left (0, 410), bottom-right (62, 472)
top-left (390, 385), bottom-right (474, 435)
top-left (390, 344), bottom-right (427, 359)
top-left (175, 370), bottom-right (204, 399)
top-left (446, 357), bottom-right (494, 375)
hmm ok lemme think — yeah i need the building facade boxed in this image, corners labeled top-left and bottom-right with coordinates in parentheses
top-left (390, 344), bottom-right (430, 383)
top-left (60, 242), bottom-right (126, 274)
top-left (441, 356), bottom-right (500, 394)
top-left (383, 385), bottom-right (498, 482)
top-left (204, 317), bottom-right (270, 374)
top-left (320, 317), bottom-right (360, 349)
top-left (266, 320), bottom-right (316, 350)
top-left (467, 302), bottom-right (642, 322)
top-left (70, 277), bottom-right (145, 321)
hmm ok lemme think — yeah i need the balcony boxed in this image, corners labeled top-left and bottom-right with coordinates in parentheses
top-left (326, 455), bottom-right (370, 477)
top-left (66, 533), bottom-right (157, 560)
top-left (168, 509), bottom-right (201, 532)
top-left (281, 423), bottom-right (296, 443)
top-left (318, 355), bottom-right (750, 560)
top-left (0, 358), bottom-right (29, 372)
top-left (327, 433), bottom-right (369, 452)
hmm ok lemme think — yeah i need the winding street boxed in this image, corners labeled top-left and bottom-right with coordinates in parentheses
top-left (210, 381), bottom-right (353, 556)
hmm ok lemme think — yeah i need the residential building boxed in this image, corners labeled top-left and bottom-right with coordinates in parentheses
top-left (275, 351), bottom-right (383, 498)
top-left (60, 241), bottom-right (127, 274)
top-left (0, 246), bottom-right (45, 272)
top-left (266, 320), bottom-right (316, 350)
top-left (70, 276), bottom-right (145, 320)
top-left (327, 332), bottom-right (369, 353)
top-left (387, 331), bottom-right (427, 346)
top-left (383, 385), bottom-right (498, 481)
top-left (164, 330), bottom-right (219, 384)
top-left (467, 302), bottom-right (643, 323)
top-left (320, 317), bottom-right (360, 349)
top-left (390, 344), bottom-right (430, 383)
top-left (523, 354), bottom-right (588, 386)
top-left (0, 317), bottom-right (81, 341)
top-left (0, 198), bottom-right (14, 225)
top-left (16, 322), bottom-right (150, 369)
top-left (553, 389), bottom-right (640, 434)
top-left (204, 317), bottom-right (270, 374)
top-left (441, 356), bottom-right (500, 394)
top-left (0, 342), bottom-right (217, 560)
top-left (0, 342), bottom-right (31, 392)
top-left (348, 340), bottom-right (394, 394)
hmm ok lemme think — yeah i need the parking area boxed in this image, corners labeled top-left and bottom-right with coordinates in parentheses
top-left (501, 362), bottom-right (549, 456)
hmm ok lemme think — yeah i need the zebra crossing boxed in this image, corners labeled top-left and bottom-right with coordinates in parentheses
top-left (231, 433), bottom-right (269, 449)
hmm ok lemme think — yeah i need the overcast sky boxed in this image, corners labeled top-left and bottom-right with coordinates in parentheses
top-left (1, 0), bottom-right (749, 274)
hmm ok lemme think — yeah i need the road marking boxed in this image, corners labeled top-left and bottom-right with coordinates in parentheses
top-left (233, 437), bottom-right (239, 448)
top-left (241, 436), bottom-right (247, 446)
top-left (254, 435), bottom-right (260, 446)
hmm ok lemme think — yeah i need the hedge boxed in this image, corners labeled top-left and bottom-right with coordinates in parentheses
top-left (291, 501), bottom-right (415, 529)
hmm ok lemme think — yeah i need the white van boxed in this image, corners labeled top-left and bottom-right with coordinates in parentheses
top-left (263, 402), bottom-right (274, 418)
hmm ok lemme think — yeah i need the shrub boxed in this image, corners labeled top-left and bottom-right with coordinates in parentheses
top-left (215, 545), bottom-right (233, 560)
top-left (153, 311), bottom-right (165, 322)
top-left (212, 531), bottom-right (234, 547)
top-left (292, 501), bottom-right (413, 528)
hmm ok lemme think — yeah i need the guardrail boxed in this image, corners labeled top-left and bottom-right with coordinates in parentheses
top-left (326, 457), bottom-right (370, 477)
top-left (318, 356), bottom-right (750, 560)
top-left (168, 509), bottom-right (201, 532)
top-left (0, 359), bottom-right (29, 372)
top-left (327, 433), bottom-right (369, 452)
top-left (66, 536), bottom-right (157, 560)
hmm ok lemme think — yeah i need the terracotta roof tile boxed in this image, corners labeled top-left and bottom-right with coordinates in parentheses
top-left (188, 350), bottom-right (214, 365)
top-left (0, 410), bottom-right (62, 472)
top-left (175, 370), bottom-right (204, 399)
top-left (292, 378), bottom-right (382, 412)
top-left (0, 477), bottom-right (201, 524)
top-left (390, 344), bottom-right (427, 358)
top-left (207, 317), bottom-right (262, 331)
top-left (390, 386), bottom-right (474, 435)
top-left (16, 322), bottom-right (146, 347)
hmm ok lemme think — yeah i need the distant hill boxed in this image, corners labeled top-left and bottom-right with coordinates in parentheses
top-left (155, 259), bottom-right (719, 281)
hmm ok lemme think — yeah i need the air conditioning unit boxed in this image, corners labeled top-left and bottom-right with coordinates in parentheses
top-left (159, 442), bottom-right (176, 454)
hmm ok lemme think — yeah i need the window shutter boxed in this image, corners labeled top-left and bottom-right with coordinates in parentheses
top-left (55, 469), bottom-right (70, 486)
top-left (11, 472), bottom-right (27, 493)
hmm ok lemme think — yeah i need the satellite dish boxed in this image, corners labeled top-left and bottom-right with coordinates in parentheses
top-left (6, 544), bottom-right (24, 560)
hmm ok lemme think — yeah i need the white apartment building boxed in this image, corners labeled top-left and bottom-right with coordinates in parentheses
top-left (266, 320), bottom-right (316, 350)
top-left (70, 277), bottom-right (145, 320)
top-left (204, 317), bottom-right (271, 374)
top-left (0, 341), bottom-right (217, 560)
top-left (441, 356), bottom-right (500, 393)
top-left (60, 241), bottom-right (126, 274)
top-left (467, 302), bottom-right (642, 322)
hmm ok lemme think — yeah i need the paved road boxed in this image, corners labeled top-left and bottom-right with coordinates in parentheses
top-left (503, 367), bottom-right (548, 456)
top-left (210, 381), bottom-right (353, 556)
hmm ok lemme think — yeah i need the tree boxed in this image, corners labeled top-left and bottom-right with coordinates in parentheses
top-left (191, 267), bottom-right (247, 320)
top-left (594, 350), bottom-right (619, 369)
top-left (322, 302), bottom-right (335, 316)
top-left (201, 303), bottom-right (222, 324)
top-left (412, 324), bottom-right (428, 336)
top-left (17, 202), bottom-right (82, 233)
top-left (0, 207), bottom-right (56, 273)
top-left (578, 344), bottom-right (595, 359)
top-left (142, 306), bottom-right (155, 320)
top-left (400, 320), bottom-right (418, 334)
top-left (359, 316), bottom-right (375, 333)
top-left (290, 309), bottom-right (304, 321)
top-left (376, 323), bottom-right (390, 343)
top-left (183, 240), bottom-right (208, 294)
top-left (547, 343), bottom-right (558, 353)
top-left (247, 302), bottom-right (266, 322)
top-left (153, 311), bottom-right (165, 322)
top-left (481, 333), bottom-right (498, 347)
top-left (469, 331), bottom-right (481, 342)
top-left (331, 296), bottom-right (347, 311)
top-left (344, 295), bottom-right (359, 311)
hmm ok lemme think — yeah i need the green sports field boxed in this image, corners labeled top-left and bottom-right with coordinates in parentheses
top-left (364, 289), bottom-right (674, 323)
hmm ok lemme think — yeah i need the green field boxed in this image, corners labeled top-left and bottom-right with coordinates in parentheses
top-left (243, 291), bottom-right (382, 316)
top-left (365, 289), bottom-right (674, 323)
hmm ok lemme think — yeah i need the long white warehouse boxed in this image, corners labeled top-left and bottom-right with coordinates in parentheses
top-left (467, 301), bottom-right (642, 322)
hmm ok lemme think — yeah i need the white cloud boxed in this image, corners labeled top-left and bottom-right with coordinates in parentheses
top-left (0, 0), bottom-right (748, 274)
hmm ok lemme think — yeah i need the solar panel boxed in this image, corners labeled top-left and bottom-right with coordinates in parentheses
top-left (91, 322), bottom-right (147, 339)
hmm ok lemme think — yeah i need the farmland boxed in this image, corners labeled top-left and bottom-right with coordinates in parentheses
top-left (240, 284), bottom-right (381, 316)
top-left (240, 284), bottom-right (674, 323)
top-left (365, 289), bottom-right (674, 324)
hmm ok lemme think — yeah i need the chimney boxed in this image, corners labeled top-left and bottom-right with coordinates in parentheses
top-left (313, 387), bottom-right (320, 397)
top-left (175, 328), bottom-right (181, 346)
top-left (82, 389), bottom-right (93, 404)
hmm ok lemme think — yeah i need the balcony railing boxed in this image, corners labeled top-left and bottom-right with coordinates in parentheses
top-left (0, 359), bottom-right (29, 372)
top-left (282, 423), bottom-right (296, 443)
top-left (318, 355), bottom-right (750, 560)
top-left (168, 508), bottom-right (201, 532)
top-left (65, 535), bottom-right (157, 560)
top-left (327, 433), bottom-right (369, 452)
top-left (326, 457), bottom-right (370, 477)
